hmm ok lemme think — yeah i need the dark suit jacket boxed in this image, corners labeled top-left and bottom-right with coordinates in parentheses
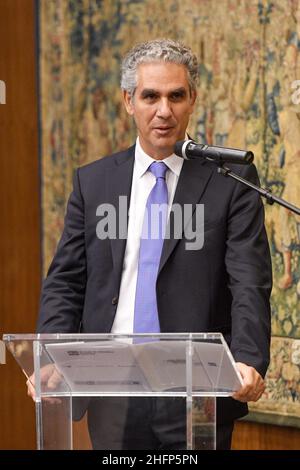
top-left (37, 144), bottom-right (272, 423)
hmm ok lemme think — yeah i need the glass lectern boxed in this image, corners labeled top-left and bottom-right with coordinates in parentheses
top-left (3, 333), bottom-right (242, 450)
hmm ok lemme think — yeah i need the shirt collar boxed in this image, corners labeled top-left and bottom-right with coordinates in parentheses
top-left (134, 137), bottom-right (184, 178)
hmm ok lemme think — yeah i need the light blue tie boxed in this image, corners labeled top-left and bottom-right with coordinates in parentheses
top-left (133, 162), bottom-right (169, 333)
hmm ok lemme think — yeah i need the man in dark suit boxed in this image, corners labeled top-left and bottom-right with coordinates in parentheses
top-left (31, 39), bottom-right (272, 449)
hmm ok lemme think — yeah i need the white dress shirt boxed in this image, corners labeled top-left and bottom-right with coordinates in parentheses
top-left (111, 137), bottom-right (184, 333)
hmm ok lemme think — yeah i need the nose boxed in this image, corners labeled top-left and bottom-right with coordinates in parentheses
top-left (156, 98), bottom-right (172, 119)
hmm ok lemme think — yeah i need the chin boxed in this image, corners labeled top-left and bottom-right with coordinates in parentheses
top-left (155, 135), bottom-right (178, 146)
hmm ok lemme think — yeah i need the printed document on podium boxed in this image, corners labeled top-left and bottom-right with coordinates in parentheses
top-left (44, 340), bottom-right (241, 395)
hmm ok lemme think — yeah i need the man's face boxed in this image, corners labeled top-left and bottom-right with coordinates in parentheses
top-left (123, 62), bottom-right (197, 159)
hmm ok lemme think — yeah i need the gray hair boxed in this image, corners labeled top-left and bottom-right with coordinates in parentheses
top-left (121, 38), bottom-right (199, 96)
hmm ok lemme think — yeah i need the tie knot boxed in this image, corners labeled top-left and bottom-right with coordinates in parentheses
top-left (149, 161), bottom-right (168, 180)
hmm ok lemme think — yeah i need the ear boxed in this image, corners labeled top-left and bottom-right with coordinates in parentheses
top-left (122, 90), bottom-right (135, 115)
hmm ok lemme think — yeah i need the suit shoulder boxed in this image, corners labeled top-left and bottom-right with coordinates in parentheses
top-left (204, 159), bottom-right (259, 185)
top-left (227, 162), bottom-right (259, 184)
top-left (77, 145), bottom-right (135, 175)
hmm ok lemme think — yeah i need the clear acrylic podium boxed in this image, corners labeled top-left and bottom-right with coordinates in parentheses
top-left (3, 333), bottom-right (242, 450)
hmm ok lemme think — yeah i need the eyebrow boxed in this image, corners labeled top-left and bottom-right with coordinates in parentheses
top-left (140, 87), bottom-right (187, 98)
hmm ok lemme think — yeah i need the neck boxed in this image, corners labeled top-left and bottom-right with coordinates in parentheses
top-left (137, 139), bottom-right (175, 160)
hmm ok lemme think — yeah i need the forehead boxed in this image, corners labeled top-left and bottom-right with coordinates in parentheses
top-left (135, 62), bottom-right (189, 91)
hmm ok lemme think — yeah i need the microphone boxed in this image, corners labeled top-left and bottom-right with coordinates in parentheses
top-left (174, 140), bottom-right (254, 165)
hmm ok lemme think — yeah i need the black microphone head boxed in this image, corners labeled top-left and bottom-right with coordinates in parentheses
top-left (174, 140), bottom-right (186, 157)
top-left (174, 139), bottom-right (195, 159)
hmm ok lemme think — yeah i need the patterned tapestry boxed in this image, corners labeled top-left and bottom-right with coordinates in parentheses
top-left (38, 0), bottom-right (300, 427)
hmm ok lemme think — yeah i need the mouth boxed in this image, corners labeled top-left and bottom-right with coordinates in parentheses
top-left (153, 126), bottom-right (174, 135)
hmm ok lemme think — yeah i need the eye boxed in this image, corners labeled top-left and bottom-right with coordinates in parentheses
top-left (143, 93), bottom-right (158, 101)
top-left (170, 91), bottom-right (185, 101)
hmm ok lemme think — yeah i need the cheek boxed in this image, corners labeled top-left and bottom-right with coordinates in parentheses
top-left (143, 111), bottom-right (156, 127)
top-left (175, 104), bottom-right (194, 120)
top-left (134, 113), bottom-right (151, 132)
top-left (177, 111), bottom-right (192, 124)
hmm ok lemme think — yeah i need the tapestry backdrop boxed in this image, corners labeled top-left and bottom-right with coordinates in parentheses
top-left (38, 0), bottom-right (300, 427)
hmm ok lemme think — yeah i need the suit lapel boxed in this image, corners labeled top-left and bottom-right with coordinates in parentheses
top-left (158, 159), bottom-right (213, 274)
top-left (105, 146), bottom-right (135, 288)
